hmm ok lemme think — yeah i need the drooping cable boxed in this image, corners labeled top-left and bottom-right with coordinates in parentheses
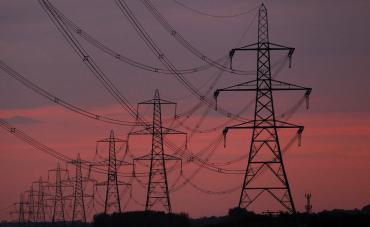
top-left (0, 60), bottom-right (137, 126)
top-left (171, 0), bottom-right (258, 19)
top-left (138, 0), bottom-right (257, 75)
top-left (114, 0), bottom-right (251, 121)
top-left (39, 0), bottom-right (139, 122)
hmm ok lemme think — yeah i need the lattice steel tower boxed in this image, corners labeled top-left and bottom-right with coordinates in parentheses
top-left (25, 186), bottom-right (36, 222)
top-left (68, 153), bottom-right (93, 223)
top-left (33, 177), bottom-right (47, 222)
top-left (214, 4), bottom-right (311, 213)
top-left (48, 163), bottom-right (70, 223)
top-left (305, 193), bottom-right (312, 214)
top-left (94, 130), bottom-right (130, 214)
top-left (129, 89), bottom-right (186, 213)
top-left (14, 193), bottom-right (26, 224)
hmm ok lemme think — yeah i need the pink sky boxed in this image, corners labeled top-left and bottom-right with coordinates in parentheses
top-left (1, 0), bottom-right (370, 220)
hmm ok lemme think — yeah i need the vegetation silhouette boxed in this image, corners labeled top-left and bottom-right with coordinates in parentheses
top-left (91, 206), bottom-right (370, 227)
top-left (1, 205), bottom-right (370, 227)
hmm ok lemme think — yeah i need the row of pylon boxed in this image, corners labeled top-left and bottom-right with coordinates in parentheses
top-left (11, 3), bottom-right (314, 223)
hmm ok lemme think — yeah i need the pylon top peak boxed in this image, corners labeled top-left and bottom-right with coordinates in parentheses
top-left (109, 129), bottom-right (114, 138)
top-left (154, 88), bottom-right (160, 98)
top-left (260, 3), bottom-right (267, 11)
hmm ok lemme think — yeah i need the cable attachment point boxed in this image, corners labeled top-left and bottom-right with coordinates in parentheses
top-left (288, 48), bottom-right (294, 68)
top-left (213, 90), bottom-right (219, 110)
top-left (229, 49), bottom-right (235, 69)
top-left (305, 89), bottom-right (312, 109)
top-left (223, 128), bottom-right (228, 148)
top-left (297, 127), bottom-right (304, 146)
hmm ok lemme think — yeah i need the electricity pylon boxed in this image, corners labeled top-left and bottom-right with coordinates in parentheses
top-left (305, 193), bottom-right (312, 214)
top-left (214, 3), bottom-right (311, 214)
top-left (94, 130), bottom-right (131, 214)
top-left (48, 163), bottom-right (71, 223)
top-left (129, 89), bottom-right (186, 213)
top-left (68, 153), bottom-right (93, 224)
top-left (32, 177), bottom-right (49, 222)
top-left (25, 186), bottom-right (36, 222)
top-left (13, 193), bottom-right (26, 224)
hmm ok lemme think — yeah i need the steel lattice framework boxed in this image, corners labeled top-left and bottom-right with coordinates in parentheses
top-left (215, 4), bottom-right (312, 213)
top-left (68, 153), bottom-right (93, 223)
top-left (94, 130), bottom-right (130, 214)
top-left (32, 177), bottom-right (48, 222)
top-left (25, 186), bottom-right (36, 222)
top-left (305, 193), bottom-right (312, 214)
top-left (48, 163), bottom-right (70, 223)
top-left (14, 194), bottom-right (26, 224)
top-left (129, 89), bottom-right (186, 213)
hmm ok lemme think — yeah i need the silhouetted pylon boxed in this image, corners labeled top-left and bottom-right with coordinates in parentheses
top-left (14, 193), bottom-right (26, 224)
top-left (129, 89), bottom-right (186, 213)
top-left (214, 3), bottom-right (312, 214)
top-left (25, 186), bottom-right (36, 222)
top-left (33, 177), bottom-right (48, 222)
top-left (305, 193), bottom-right (312, 214)
top-left (48, 163), bottom-right (70, 223)
top-left (68, 153), bottom-right (93, 224)
top-left (94, 130), bottom-right (131, 214)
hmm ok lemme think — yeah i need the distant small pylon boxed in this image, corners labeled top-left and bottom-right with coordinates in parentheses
top-left (48, 163), bottom-right (71, 223)
top-left (68, 153), bottom-right (93, 224)
top-left (16, 193), bottom-right (26, 224)
top-left (33, 177), bottom-right (48, 222)
top-left (305, 193), bottom-right (312, 214)
top-left (25, 186), bottom-right (36, 222)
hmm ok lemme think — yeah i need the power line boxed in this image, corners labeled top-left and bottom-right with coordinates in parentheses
top-left (137, 0), bottom-right (256, 75)
top-left (171, 0), bottom-right (258, 19)
top-left (39, 0), bottom-right (139, 122)
top-left (0, 59), bottom-right (137, 126)
top-left (0, 118), bottom-right (134, 178)
top-left (56, 7), bottom-right (226, 75)
top-left (114, 0), bottom-right (250, 123)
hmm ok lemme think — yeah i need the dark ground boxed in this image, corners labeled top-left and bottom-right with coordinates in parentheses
top-left (2, 205), bottom-right (370, 227)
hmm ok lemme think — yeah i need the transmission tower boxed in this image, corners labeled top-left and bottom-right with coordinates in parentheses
top-left (129, 89), bottom-right (186, 213)
top-left (13, 193), bottom-right (26, 224)
top-left (214, 3), bottom-right (311, 214)
top-left (68, 153), bottom-right (93, 224)
top-left (48, 163), bottom-right (71, 223)
top-left (25, 186), bottom-right (36, 222)
top-left (94, 130), bottom-right (131, 214)
top-left (305, 193), bottom-right (312, 214)
top-left (32, 177), bottom-right (49, 222)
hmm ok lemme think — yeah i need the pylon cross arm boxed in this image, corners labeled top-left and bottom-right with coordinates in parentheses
top-left (215, 79), bottom-right (311, 95)
top-left (161, 127), bottom-right (186, 135)
top-left (97, 138), bottom-right (127, 143)
top-left (229, 42), bottom-right (295, 70)
top-left (224, 119), bottom-right (303, 131)
top-left (223, 120), bottom-right (304, 147)
top-left (134, 153), bottom-right (181, 161)
top-left (232, 42), bottom-right (294, 52)
top-left (128, 127), bottom-right (154, 135)
top-left (214, 80), bottom-right (257, 96)
top-left (138, 98), bottom-right (176, 105)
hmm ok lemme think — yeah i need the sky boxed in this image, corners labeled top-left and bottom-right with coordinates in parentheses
top-left (0, 0), bottom-right (370, 221)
